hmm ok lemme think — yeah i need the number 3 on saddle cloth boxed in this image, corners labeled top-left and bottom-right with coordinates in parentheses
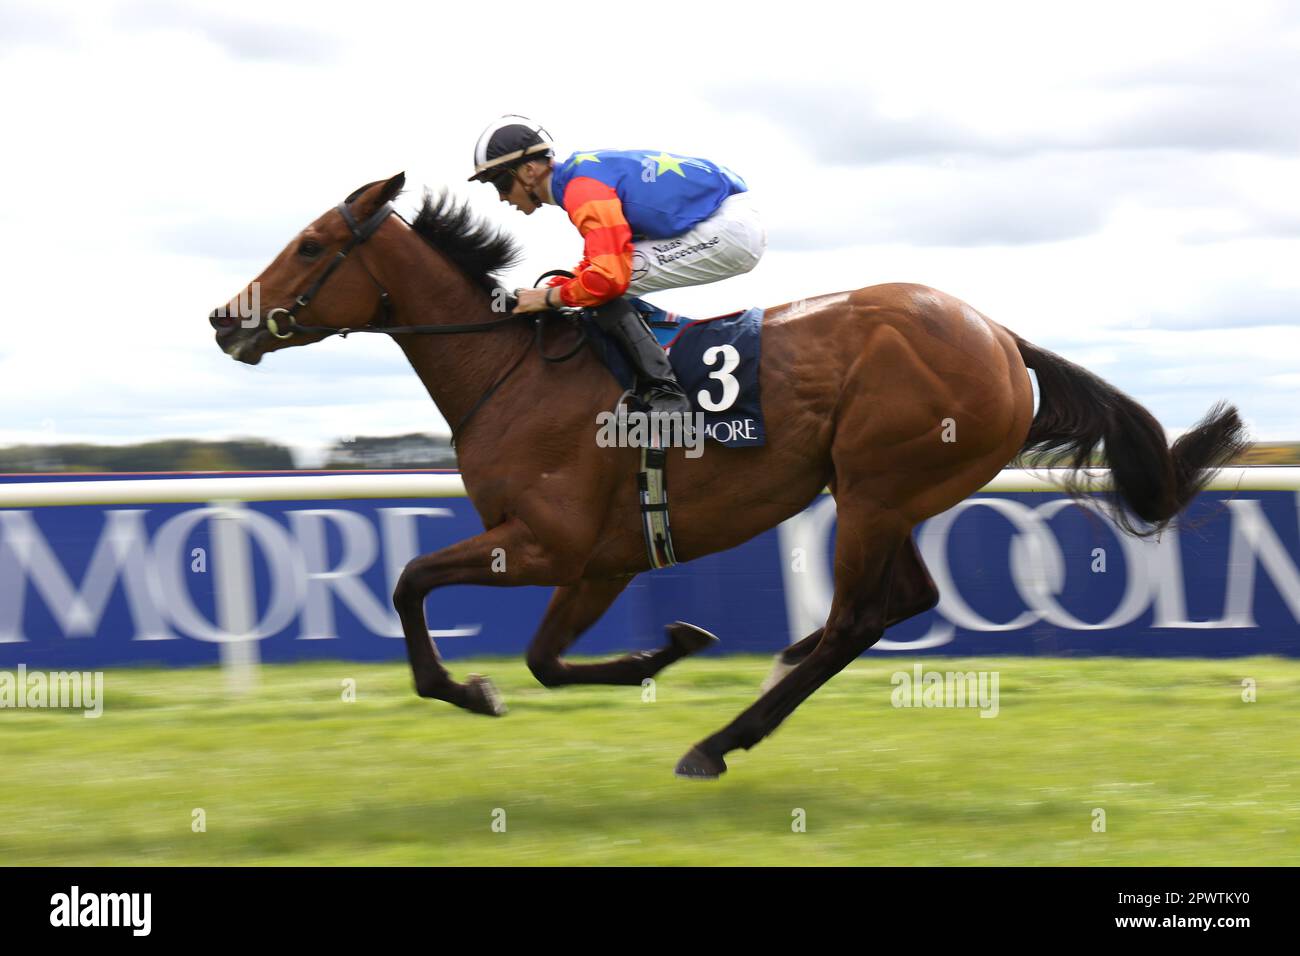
top-left (583, 296), bottom-right (767, 570)
top-left (585, 296), bottom-right (768, 448)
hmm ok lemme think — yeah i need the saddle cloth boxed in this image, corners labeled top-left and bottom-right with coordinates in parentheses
top-left (586, 297), bottom-right (767, 448)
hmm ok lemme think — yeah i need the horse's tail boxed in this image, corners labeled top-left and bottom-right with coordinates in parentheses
top-left (1012, 334), bottom-right (1248, 536)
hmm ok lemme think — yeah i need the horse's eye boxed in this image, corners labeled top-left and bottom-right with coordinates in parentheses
top-left (298, 239), bottom-right (324, 258)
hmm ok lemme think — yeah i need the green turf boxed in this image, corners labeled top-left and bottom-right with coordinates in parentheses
top-left (2, 655), bottom-right (1297, 865)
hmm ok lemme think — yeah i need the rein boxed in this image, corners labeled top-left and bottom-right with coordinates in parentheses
top-left (258, 199), bottom-right (586, 447)
top-left (448, 307), bottom-right (588, 447)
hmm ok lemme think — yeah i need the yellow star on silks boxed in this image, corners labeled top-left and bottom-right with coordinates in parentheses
top-left (647, 152), bottom-right (686, 177)
top-left (572, 152), bottom-right (601, 164)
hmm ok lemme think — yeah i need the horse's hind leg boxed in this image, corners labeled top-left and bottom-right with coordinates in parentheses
top-left (677, 502), bottom-right (917, 778)
top-left (526, 578), bottom-right (718, 687)
top-left (759, 535), bottom-right (939, 693)
top-left (759, 627), bottom-right (822, 694)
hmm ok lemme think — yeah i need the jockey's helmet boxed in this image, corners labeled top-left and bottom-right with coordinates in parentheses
top-left (468, 115), bottom-right (555, 189)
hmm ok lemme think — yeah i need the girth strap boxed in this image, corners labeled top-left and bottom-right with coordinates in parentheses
top-left (638, 442), bottom-right (677, 569)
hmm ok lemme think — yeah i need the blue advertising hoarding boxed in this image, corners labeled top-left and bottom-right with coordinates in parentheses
top-left (1, 473), bottom-right (1298, 669)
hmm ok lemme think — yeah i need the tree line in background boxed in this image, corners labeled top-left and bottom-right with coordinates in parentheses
top-left (1017, 442), bottom-right (1300, 468)
top-left (0, 433), bottom-right (456, 473)
top-left (0, 435), bottom-right (1295, 473)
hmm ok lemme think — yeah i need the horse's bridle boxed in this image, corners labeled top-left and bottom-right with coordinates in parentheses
top-left (263, 199), bottom-right (530, 341)
top-left (263, 200), bottom-right (399, 340)
top-left (256, 198), bottom-right (586, 444)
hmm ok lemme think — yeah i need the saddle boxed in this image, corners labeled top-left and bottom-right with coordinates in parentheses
top-left (526, 275), bottom-right (767, 571)
top-left (585, 297), bottom-right (767, 570)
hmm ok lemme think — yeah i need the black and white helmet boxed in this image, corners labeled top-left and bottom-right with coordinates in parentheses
top-left (468, 115), bottom-right (555, 183)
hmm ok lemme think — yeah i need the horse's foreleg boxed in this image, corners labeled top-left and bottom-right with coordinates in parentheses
top-left (677, 504), bottom-right (917, 778)
top-left (392, 516), bottom-right (560, 716)
top-left (526, 578), bottom-right (718, 687)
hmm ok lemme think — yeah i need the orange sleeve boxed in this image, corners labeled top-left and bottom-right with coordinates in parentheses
top-left (557, 176), bottom-right (634, 308)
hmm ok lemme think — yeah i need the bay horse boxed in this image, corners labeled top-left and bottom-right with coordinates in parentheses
top-left (209, 173), bottom-right (1247, 778)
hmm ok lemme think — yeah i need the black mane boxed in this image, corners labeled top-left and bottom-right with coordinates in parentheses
top-left (407, 189), bottom-right (521, 293)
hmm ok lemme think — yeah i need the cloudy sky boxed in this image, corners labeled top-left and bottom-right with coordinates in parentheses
top-left (1, 0), bottom-right (1296, 464)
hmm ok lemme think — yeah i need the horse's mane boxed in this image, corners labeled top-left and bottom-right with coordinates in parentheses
top-left (407, 189), bottom-right (522, 293)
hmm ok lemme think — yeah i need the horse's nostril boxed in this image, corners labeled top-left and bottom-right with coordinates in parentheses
top-left (209, 311), bottom-right (236, 331)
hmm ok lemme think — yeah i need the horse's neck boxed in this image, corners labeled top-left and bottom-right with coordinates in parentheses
top-left (378, 234), bottom-right (534, 442)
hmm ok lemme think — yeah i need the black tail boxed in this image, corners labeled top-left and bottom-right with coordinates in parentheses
top-left (1013, 335), bottom-right (1249, 536)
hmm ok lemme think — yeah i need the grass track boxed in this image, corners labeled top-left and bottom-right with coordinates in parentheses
top-left (3, 655), bottom-right (1298, 865)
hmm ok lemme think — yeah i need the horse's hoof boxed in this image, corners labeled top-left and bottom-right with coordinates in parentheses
top-left (674, 746), bottom-right (727, 779)
top-left (666, 621), bottom-right (720, 655)
top-left (465, 674), bottom-right (506, 717)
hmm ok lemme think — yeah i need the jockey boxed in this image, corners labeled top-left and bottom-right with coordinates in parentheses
top-left (469, 115), bottom-right (766, 417)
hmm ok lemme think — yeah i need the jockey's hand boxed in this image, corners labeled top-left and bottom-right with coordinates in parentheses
top-left (512, 287), bottom-right (555, 314)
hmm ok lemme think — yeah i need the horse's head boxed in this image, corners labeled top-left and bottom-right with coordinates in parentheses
top-left (210, 172), bottom-right (406, 365)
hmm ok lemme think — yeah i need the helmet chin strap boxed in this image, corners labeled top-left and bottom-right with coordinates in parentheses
top-left (522, 174), bottom-right (543, 207)
top-left (511, 166), bottom-right (545, 208)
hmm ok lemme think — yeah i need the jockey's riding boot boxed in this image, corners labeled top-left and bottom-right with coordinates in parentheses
top-left (591, 298), bottom-right (692, 417)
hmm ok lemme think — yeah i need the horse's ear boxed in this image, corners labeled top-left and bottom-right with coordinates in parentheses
top-left (347, 172), bottom-right (406, 214)
top-left (377, 171), bottom-right (405, 205)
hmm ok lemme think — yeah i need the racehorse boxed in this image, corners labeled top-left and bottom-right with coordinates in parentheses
top-left (210, 173), bottom-right (1247, 778)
